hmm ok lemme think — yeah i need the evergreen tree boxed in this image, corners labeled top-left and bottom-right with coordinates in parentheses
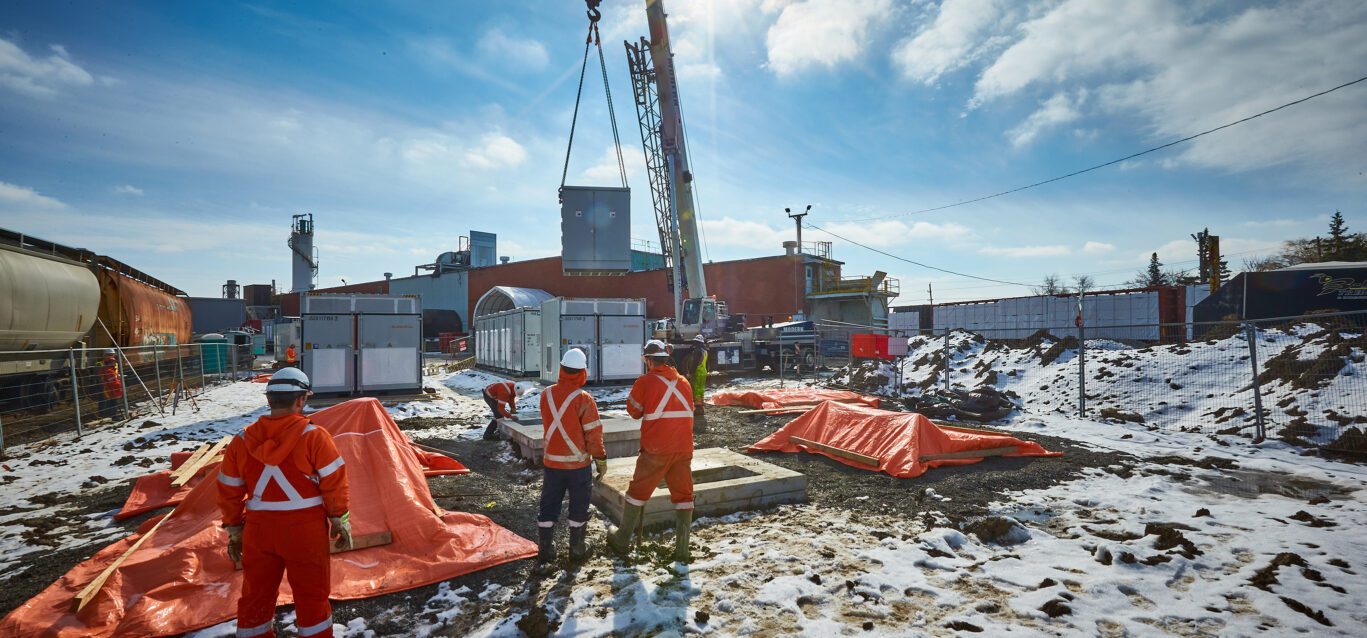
top-left (1328, 211), bottom-right (1348, 260)
top-left (1191, 228), bottom-right (1210, 282)
top-left (1146, 252), bottom-right (1163, 286)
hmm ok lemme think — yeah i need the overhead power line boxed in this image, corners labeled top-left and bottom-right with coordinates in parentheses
top-left (834, 74), bottom-right (1367, 223)
top-left (804, 222), bottom-right (1030, 287)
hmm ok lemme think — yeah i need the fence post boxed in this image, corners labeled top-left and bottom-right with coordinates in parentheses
top-left (153, 345), bottom-right (163, 405)
top-left (119, 349), bottom-right (131, 421)
top-left (1245, 323), bottom-right (1267, 442)
top-left (942, 330), bottom-right (951, 391)
top-left (231, 344), bottom-right (238, 382)
top-left (1, 411), bottom-right (5, 454)
top-left (176, 345), bottom-right (186, 397)
top-left (198, 343), bottom-right (207, 391)
top-left (1077, 321), bottom-right (1087, 419)
top-left (68, 348), bottom-right (83, 438)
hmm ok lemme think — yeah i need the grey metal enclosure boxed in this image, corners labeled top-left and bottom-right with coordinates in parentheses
top-left (474, 307), bottom-right (541, 376)
top-left (301, 314), bottom-right (356, 394)
top-left (540, 297), bottom-right (646, 384)
top-left (301, 294), bottom-right (423, 394)
top-left (560, 186), bottom-right (631, 275)
top-left (357, 314), bottom-right (422, 391)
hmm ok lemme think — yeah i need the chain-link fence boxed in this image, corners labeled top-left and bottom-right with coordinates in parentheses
top-left (802, 311), bottom-right (1366, 454)
top-left (0, 342), bottom-right (259, 452)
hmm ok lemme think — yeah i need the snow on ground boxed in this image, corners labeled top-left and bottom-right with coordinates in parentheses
top-left (5, 365), bottom-right (1366, 635)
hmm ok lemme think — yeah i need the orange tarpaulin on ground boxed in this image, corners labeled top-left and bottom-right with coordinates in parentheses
top-left (707, 388), bottom-right (880, 410)
top-left (2, 398), bottom-right (535, 638)
top-left (114, 424), bottom-right (470, 521)
top-left (748, 401), bottom-right (1060, 478)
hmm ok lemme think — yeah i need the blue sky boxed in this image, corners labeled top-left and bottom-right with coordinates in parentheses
top-left (2, 0), bottom-right (1364, 303)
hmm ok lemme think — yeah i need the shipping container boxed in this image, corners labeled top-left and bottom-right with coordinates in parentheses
top-left (540, 297), bottom-right (646, 384)
top-left (357, 313), bottom-right (422, 392)
top-left (301, 294), bottom-right (423, 394)
top-left (560, 186), bottom-right (631, 275)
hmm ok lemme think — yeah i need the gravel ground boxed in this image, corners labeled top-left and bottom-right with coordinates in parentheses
top-left (1, 401), bottom-right (1132, 634)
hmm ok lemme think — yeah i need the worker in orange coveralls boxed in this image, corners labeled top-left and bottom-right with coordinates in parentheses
top-left (284, 344), bottom-right (297, 366)
top-left (482, 379), bottom-right (518, 440)
top-left (606, 339), bottom-right (695, 563)
top-left (217, 367), bottom-right (351, 638)
top-left (98, 349), bottom-right (124, 420)
top-left (536, 348), bottom-right (607, 563)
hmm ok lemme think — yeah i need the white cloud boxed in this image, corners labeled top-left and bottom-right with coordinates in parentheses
top-left (579, 145), bottom-right (639, 185)
top-left (1082, 241), bottom-right (1115, 254)
top-left (979, 244), bottom-right (1072, 257)
top-left (1006, 91), bottom-right (1084, 148)
top-left (463, 133), bottom-right (527, 169)
top-left (0, 181), bottom-right (67, 209)
top-left (113, 184), bottom-right (144, 196)
top-left (892, 0), bottom-right (1005, 85)
top-left (0, 37), bottom-right (95, 98)
top-left (968, 0), bottom-right (1367, 175)
top-left (701, 217), bottom-right (791, 249)
top-left (476, 29), bottom-right (549, 71)
top-left (765, 0), bottom-right (891, 77)
top-left (818, 219), bottom-right (975, 249)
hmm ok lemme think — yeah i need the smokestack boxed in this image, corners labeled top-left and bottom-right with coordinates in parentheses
top-left (289, 213), bottom-right (317, 293)
top-left (222, 280), bottom-right (240, 299)
top-left (500, 256), bottom-right (511, 264)
top-left (384, 272), bottom-right (393, 281)
top-left (782, 241), bottom-right (798, 256)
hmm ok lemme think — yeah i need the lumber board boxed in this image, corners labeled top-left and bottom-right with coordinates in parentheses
top-left (935, 423), bottom-right (1009, 437)
top-left (168, 443), bottom-right (210, 482)
top-left (73, 513), bottom-right (174, 612)
top-left (790, 435), bottom-right (881, 467)
top-left (172, 435), bottom-right (233, 487)
top-left (735, 398), bottom-right (869, 415)
top-left (233, 530), bottom-right (393, 570)
top-left (919, 446), bottom-right (1018, 462)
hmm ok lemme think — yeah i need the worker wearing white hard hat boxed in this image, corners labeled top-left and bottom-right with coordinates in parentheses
top-left (534, 347), bottom-right (606, 564)
top-left (216, 366), bottom-right (352, 638)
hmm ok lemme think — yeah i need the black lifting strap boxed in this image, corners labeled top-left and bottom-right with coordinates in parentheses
top-left (559, 0), bottom-right (629, 204)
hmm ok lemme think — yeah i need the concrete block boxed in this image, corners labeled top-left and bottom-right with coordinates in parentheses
top-left (591, 447), bottom-right (808, 529)
top-left (498, 416), bottom-right (641, 463)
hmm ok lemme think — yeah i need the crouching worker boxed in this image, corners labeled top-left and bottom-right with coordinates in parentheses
top-left (217, 367), bottom-right (352, 638)
top-left (537, 348), bottom-right (607, 563)
top-left (482, 379), bottom-right (519, 440)
top-left (607, 340), bottom-right (695, 563)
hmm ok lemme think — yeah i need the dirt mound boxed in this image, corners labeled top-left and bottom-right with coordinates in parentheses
top-left (902, 386), bottom-right (1016, 423)
top-left (1257, 327), bottom-right (1366, 391)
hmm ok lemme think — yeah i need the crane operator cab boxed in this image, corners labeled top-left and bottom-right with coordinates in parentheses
top-left (680, 297), bottom-right (729, 340)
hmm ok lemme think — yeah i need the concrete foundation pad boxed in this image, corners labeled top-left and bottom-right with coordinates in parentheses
top-left (592, 447), bottom-right (808, 529)
top-left (498, 416), bottom-right (641, 463)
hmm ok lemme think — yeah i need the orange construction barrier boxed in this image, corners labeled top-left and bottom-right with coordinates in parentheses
top-left (707, 388), bottom-right (880, 410)
top-left (1, 398), bottom-right (534, 638)
top-left (748, 401), bottom-right (1060, 478)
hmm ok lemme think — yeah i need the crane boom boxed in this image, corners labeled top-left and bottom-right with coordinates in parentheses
top-left (643, 0), bottom-right (706, 301)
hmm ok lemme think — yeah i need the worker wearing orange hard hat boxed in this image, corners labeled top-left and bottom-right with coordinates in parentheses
top-left (217, 367), bottom-right (351, 638)
top-left (607, 339), bottom-right (695, 563)
top-left (536, 348), bottom-right (607, 563)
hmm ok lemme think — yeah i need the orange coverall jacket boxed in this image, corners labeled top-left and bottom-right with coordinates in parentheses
top-left (485, 381), bottom-right (517, 418)
top-left (539, 373), bottom-right (605, 470)
top-left (216, 413), bottom-right (349, 525)
top-left (626, 365), bottom-right (694, 455)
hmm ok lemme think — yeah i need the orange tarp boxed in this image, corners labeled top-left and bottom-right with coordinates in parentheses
top-left (1, 398), bottom-right (535, 638)
top-left (748, 401), bottom-right (1060, 478)
top-left (707, 388), bottom-right (880, 410)
top-left (115, 426), bottom-right (469, 521)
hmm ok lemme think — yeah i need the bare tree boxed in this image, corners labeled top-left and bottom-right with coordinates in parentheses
top-left (1033, 274), bottom-right (1070, 296)
top-left (1071, 274), bottom-right (1095, 294)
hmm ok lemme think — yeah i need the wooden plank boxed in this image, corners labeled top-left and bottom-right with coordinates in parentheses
top-left (167, 443), bottom-right (210, 482)
top-left (171, 435), bottom-right (233, 487)
top-left (789, 436), bottom-right (880, 467)
top-left (73, 513), bottom-right (174, 612)
top-left (919, 446), bottom-right (1018, 462)
top-left (935, 423), bottom-right (1009, 437)
top-left (233, 531), bottom-right (393, 570)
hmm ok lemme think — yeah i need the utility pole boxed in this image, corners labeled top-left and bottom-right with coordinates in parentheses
top-left (928, 283), bottom-right (933, 307)
top-left (786, 205), bottom-right (811, 253)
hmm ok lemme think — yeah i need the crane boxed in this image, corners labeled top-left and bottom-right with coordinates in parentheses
top-left (625, 0), bottom-right (728, 340)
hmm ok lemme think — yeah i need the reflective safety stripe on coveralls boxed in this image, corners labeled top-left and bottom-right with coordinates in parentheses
top-left (643, 376), bottom-right (694, 424)
top-left (543, 388), bottom-right (597, 465)
top-left (239, 425), bottom-right (345, 512)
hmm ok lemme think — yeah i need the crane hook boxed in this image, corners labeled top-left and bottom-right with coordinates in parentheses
top-left (585, 0), bottom-right (602, 45)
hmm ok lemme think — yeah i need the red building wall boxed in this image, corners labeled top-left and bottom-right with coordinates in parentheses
top-left (466, 255), bottom-right (809, 322)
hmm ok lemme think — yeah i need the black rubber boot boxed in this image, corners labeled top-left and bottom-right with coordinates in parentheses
top-left (537, 526), bottom-right (556, 563)
top-left (569, 524), bottom-right (589, 561)
top-left (693, 403), bottom-right (707, 434)
top-left (482, 419), bottom-right (500, 440)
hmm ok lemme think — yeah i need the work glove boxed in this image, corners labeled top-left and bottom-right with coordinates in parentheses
top-left (594, 458), bottom-right (608, 482)
top-left (225, 525), bottom-right (243, 563)
top-left (329, 512), bottom-right (353, 552)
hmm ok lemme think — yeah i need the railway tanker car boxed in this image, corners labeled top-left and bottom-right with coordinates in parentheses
top-left (0, 229), bottom-right (192, 410)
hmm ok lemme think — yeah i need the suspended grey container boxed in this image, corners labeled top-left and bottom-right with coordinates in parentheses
top-left (561, 186), bottom-right (631, 275)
